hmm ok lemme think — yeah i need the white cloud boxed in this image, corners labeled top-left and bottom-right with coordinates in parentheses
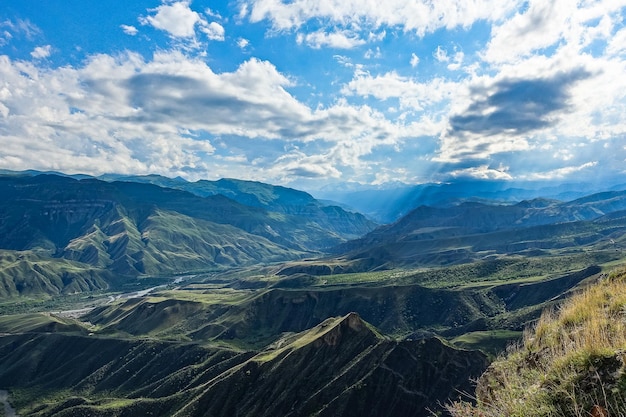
top-left (342, 70), bottom-right (458, 114)
top-left (273, 151), bottom-right (342, 179)
top-left (368, 30), bottom-right (386, 42)
top-left (364, 47), bottom-right (381, 59)
top-left (0, 18), bottom-right (40, 41)
top-left (201, 21), bottom-right (225, 41)
top-left (297, 29), bottom-right (365, 49)
top-left (121, 24), bottom-right (139, 36)
top-left (449, 165), bottom-right (513, 180)
top-left (435, 132), bottom-right (532, 163)
top-left (237, 38), bottom-right (250, 49)
top-left (485, 0), bottom-right (571, 63)
top-left (447, 51), bottom-right (464, 71)
top-left (205, 8), bottom-right (223, 19)
top-left (246, 0), bottom-right (519, 36)
top-left (410, 53), bottom-right (419, 68)
top-left (30, 45), bottom-right (51, 59)
top-left (141, 1), bottom-right (202, 38)
top-left (433, 46), bottom-right (449, 62)
top-left (0, 52), bottom-right (412, 182)
top-left (484, 0), bottom-right (626, 64)
top-left (521, 161), bottom-right (598, 180)
top-left (607, 27), bottom-right (626, 56)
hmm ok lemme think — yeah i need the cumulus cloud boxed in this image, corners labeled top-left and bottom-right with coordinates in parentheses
top-left (448, 69), bottom-right (592, 137)
top-left (141, 1), bottom-right (202, 38)
top-left (520, 161), bottom-right (598, 180)
top-left (201, 21), bottom-right (225, 40)
top-left (273, 151), bottom-right (342, 179)
top-left (120, 24), bottom-right (139, 36)
top-left (342, 70), bottom-right (458, 114)
top-left (237, 37), bottom-right (250, 49)
top-left (485, 0), bottom-right (626, 64)
top-left (140, 1), bottom-right (225, 44)
top-left (0, 52), bottom-right (410, 182)
top-left (449, 165), bottom-right (513, 180)
top-left (3, 0), bottom-right (626, 188)
top-left (30, 45), bottom-right (51, 59)
top-left (246, 0), bottom-right (519, 36)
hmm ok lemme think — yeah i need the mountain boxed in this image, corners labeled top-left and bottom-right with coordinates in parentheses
top-left (0, 173), bottom-right (375, 297)
top-left (99, 174), bottom-right (377, 238)
top-left (329, 191), bottom-right (626, 270)
top-left (83, 263), bottom-right (599, 349)
top-left (0, 313), bottom-right (488, 417)
top-left (318, 180), bottom-right (626, 223)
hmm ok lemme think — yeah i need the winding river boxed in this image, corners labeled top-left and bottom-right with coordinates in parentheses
top-left (0, 390), bottom-right (18, 417)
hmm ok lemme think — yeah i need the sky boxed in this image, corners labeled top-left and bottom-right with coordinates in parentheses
top-left (1, 0), bottom-right (626, 193)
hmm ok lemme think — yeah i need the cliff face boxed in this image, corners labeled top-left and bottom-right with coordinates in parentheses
top-left (447, 268), bottom-right (626, 417)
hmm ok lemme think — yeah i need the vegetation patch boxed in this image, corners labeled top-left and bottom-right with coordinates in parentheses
top-left (447, 267), bottom-right (626, 417)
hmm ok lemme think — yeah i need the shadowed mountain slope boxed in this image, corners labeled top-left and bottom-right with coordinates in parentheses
top-left (0, 313), bottom-right (487, 417)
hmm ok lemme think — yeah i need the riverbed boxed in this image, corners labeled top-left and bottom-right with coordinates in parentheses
top-left (0, 390), bottom-right (18, 417)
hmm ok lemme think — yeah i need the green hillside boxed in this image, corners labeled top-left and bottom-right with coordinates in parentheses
top-left (0, 173), bottom-right (378, 298)
top-left (0, 314), bottom-right (487, 417)
top-left (448, 267), bottom-right (626, 417)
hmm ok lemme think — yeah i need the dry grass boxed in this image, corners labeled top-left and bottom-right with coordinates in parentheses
top-left (447, 268), bottom-right (626, 417)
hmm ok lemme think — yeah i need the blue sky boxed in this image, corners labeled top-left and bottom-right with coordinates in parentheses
top-left (1, 0), bottom-right (626, 192)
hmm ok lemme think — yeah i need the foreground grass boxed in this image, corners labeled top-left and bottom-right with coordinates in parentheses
top-left (447, 267), bottom-right (626, 417)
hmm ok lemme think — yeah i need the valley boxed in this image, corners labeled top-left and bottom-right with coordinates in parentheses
top-left (1, 171), bottom-right (626, 416)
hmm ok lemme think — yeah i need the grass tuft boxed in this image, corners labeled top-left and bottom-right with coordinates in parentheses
top-left (447, 267), bottom-right (626, 417)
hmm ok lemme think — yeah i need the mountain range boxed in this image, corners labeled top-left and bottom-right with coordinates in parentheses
top-left (2, 169), bottom-right (626, 416)
top-left (0, 172), bottom-right (374, 296)
top-left (318, 180), bottom-right (626, 223)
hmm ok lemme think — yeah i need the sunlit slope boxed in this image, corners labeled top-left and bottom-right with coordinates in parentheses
top-left (448, 267), bottom-right (626, 417)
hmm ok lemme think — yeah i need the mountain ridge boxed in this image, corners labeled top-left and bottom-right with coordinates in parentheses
top-left (0, 173), bottom-right (375, 297)
top-left (0, 312), bottom-right (488, 417)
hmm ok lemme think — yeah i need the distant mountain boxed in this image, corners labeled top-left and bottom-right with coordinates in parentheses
top-left (318, 180), bottom-right (626, 223)
top-left (330, 190), bottom-right (626, 270)
top-left (0, 173), bottom-right (375, 296)
top-left (103, 174), bottom-right (376, 238)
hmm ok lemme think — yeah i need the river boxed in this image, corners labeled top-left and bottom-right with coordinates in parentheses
top-left (0, 390), bottom-right (18, 417)
top-left (53, 274), bottom-right (196, 318)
